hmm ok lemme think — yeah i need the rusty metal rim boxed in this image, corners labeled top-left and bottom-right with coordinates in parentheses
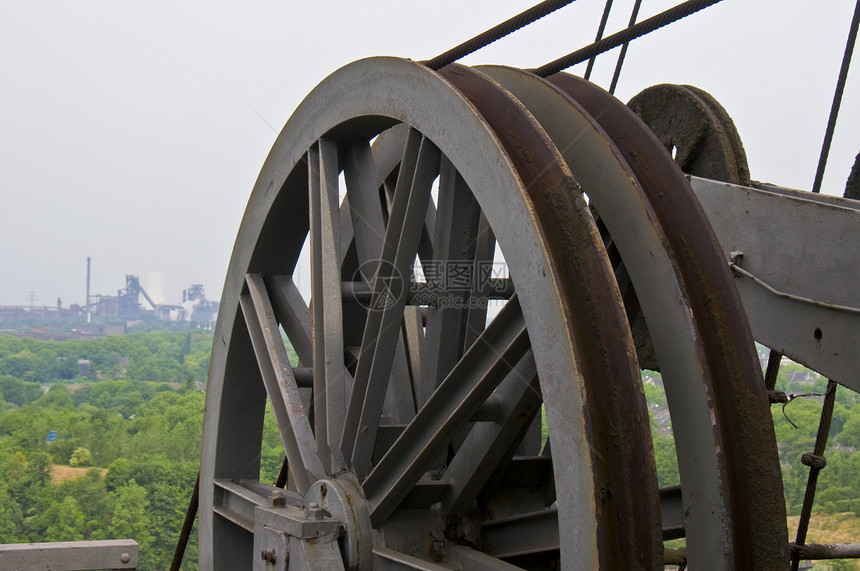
top-left (439, 63), bottom-right (661, 569)
top-left (546, 71), bottom-right (788, 569)
top-left (476, 63), bottom-right (741, 568)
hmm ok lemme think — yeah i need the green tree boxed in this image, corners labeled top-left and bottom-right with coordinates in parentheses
top-left (835, 406), bottom-right (860, 449)
top-left (0, 375), bottom-right (42, 406)
top-left (41, 496), bottom-right (87, 542)
top-left (0, 483), bottom-right (23, 542)
top-left (103, 480), bottom-right (154, 567)
top-left (69, 447), bottom-right (93, 467)
top-left (35, 385), bottom-right (74, 409)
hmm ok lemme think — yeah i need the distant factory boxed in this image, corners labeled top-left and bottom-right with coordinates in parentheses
top-left (88, 275), bottom-right (218, 324)
top-left (0, 258), bottom-right (218, 328)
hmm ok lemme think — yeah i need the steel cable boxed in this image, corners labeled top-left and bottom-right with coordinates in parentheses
top-left (608, 0), bottom-right (642, 94)
top-left (811, 0), bottom-right (860, 194)
top-left (424, 0), bottom-right (577, 70)
top-left (170, 473), bottom-right (199, 571)
top-left (791, 47), bottom-right (860, 562)
top-left (532, 0), bottom-right (723, 77)
top-left (790, 380), bottom-right (838, 571)
top-left (791, 20), bottom-right (860, 562)
top-left (764, 349), bottom-right (782, 391)
top-left (584, 0), bottom-right (615, 80)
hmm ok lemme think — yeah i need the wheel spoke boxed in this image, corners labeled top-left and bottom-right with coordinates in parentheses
top-left (401, 306), bottom-right (424, 405)
top-left (462, 213), bottom-right (496, 351)
top-left (342, 140), bottom-right (386, 275)
top-left (343, 138), bottom-right (416, 427)
top-left (309, 140), bottom-right (350, 473)
top-left (441, 349), bottom-right (541, 516)
top-left (372, 124), bottom-right (437, 264)
top-left (447, 545), bottom-right (529, 570)
top-left (342, 128), bottom-right (440, 478)
top-left (363, 296), bottom-right (529, 526)
top-left (241, 273), bottom-right (327, 493)
top-left (267, 275), bottom-right (312, 365)
top-left (419, 157), bottom-right (483, 405)
top-left (372, 546), bottom-right (455, 570)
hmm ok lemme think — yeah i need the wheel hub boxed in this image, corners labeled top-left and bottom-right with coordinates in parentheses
top-left (304, 476), bottom-right (373, 570)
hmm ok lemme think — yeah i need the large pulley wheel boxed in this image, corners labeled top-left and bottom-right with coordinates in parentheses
top-left (201, 57), bottom-right (659, 570)
top-left (628, 83), bottom-right (751, 186)
top-left (201, 56), bottom-right (788, 570)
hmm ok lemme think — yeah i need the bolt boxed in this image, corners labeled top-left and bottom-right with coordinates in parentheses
top-left (120, 552), bottom-right (130, 563)
top-left (269, 491), bottom-right (286, 507)
top-left (260, 549), bottom-right (276, 563)
top-left (305, 502), bottom-right (324, 520)
top-left (432, 539), bottom-right (445, 559)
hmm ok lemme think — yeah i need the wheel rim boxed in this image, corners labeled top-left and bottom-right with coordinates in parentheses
top-left (200, 57), bottom-right (660, 569)
top-left (475, 65), bottom-right (787, 568)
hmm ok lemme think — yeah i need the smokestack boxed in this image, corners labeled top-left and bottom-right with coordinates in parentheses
top-left (86, 257), bottom-right (91, 323)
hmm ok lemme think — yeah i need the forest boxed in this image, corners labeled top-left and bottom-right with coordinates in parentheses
top-left (0, 331), bottom-right (208, 570)
top-left (0, 331), bottom-right (857, 570)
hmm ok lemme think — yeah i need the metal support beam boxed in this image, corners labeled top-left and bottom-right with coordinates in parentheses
top-left (690, 175), bottom-right (860, 390)
top-left (0, 539), bottom-right (138, 570)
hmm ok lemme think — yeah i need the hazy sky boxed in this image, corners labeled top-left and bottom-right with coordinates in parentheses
top-left (1, 0), bottom-right (857, 307)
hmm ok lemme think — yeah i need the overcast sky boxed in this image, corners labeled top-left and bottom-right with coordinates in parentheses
top-left (1, 0), bottom-right (857, 308)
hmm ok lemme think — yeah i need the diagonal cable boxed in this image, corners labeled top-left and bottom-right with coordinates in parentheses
top-left (532, 0), bottom-right (724, 77)
top-left (424, 0), bottom-right (577, 70)
top-left (811, 0), bottom-right (860, 194)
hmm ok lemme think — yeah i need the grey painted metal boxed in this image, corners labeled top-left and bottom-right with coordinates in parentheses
top-left (371, 546), bottom-right (453, 570)
top-left (253, 504), bottom-right (340, 541)
top-left (242, 274), bottom-right (327, 492)
top-left (447, 545), bottom-right (527, 570)
top-left (477, 64), bottom-right (744, 568)
top-left (0, 539), bottom-right (138, 570)
top-left (440, 350), bottom-right (541, 515)
top-left (482, 507), bottom-right (559, 558)
top-left (690, 175), bottom-right (860, 391)
top-left (343, 131), bottom-right (440, 479)
top-left (253, 522), bottom-right (288, 571)
top-left (475, 485), bottom-right (702, 557)
top-left (288, 534), bottom-right (346, 571)
top-left (309, 140), bottom-right (349, 474)
top-left (214, 479), bottom-right (270, 532)
top-left (202, 57), bottom-right (609, 568)
top-left (305, 477), bottom-right (373, 569)
top-left (362, 296), bottom-right (528, 526)
top-left (268, 276), bottom-right (313, 364)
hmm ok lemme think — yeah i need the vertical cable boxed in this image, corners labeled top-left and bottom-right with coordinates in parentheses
top-left (790, 381), bottom-right (838, 570)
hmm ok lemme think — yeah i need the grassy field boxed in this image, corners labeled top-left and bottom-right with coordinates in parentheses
top-left (787, 512), bottom-right (860, 570)
top-left (49, 464), bottom-right (106, 484)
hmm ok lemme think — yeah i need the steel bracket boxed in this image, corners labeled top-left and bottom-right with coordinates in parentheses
top-left (252, 504), bottom-right (341, 571)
